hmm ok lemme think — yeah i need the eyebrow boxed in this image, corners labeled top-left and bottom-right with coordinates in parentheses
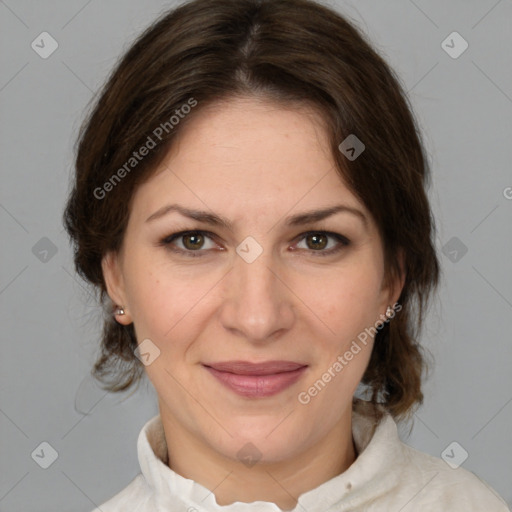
top-left (145, 203), bottom-right (368, 229)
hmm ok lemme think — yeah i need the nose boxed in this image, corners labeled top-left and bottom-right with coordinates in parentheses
top-left (219, 247), bottom-right (295, 344)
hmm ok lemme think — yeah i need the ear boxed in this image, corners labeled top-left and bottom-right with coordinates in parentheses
top-left (101, 251), bottom-right (132, 325)
top-left (381, 247), bottom-right (406, 308)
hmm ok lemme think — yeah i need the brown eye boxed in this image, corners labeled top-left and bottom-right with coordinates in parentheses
top-left (305, 233), bottom-right (328, 250)
top-left (182, 233), bottom-right (205, 250)
top-left (160, 230), bottom-right (219, 257)
top-left (294, 231), bottom-right (350, 257)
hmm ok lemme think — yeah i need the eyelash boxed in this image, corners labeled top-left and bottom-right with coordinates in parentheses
top-left (158, 230), bottom-right (351, 258)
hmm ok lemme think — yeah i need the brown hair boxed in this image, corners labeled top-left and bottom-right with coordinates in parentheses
top-left (63, 0), bottom-right (439, 421)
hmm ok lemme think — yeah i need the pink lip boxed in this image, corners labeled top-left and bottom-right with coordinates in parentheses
top-left (203, 361), bottom-right (308, 398)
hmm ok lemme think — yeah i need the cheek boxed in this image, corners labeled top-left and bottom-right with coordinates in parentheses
top-left (124, 256), bottom-right (218, 351)
top-left (299, 260), bottom-right (384, 342)
top-left (122, 254), bottom-right (173, 336)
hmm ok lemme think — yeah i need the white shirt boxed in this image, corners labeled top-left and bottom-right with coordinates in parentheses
top-left (92, 399), bottom-right (510, 511)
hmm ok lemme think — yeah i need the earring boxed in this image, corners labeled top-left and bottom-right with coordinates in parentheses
top-left (385, 306), bottom-right (394, 319)
top-left (114, 306), bottom-right (125, 316)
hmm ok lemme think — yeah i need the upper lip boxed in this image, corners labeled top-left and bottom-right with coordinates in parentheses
top-left (203, 360), bottom-right (307, 376)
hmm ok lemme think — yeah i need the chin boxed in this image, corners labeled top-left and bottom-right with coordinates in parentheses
top-left (203, 415), bottom-right (312, 464)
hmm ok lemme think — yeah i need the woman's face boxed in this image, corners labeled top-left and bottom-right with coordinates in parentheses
top-left (103, 96), bottom-right (402, 463)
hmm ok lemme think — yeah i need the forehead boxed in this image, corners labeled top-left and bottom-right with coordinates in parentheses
top-left (129, 97), bottom-right (368, 225)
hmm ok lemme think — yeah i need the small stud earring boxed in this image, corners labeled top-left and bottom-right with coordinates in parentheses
top-left (114, 306), bottom-right (125, 316)
top-left (385, 306), bottom-right (394, 319)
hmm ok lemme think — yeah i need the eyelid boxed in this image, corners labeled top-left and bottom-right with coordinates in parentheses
top-left (291, 230), bottom-right (350, 257)
top-left (160, 230), bottom-right (222, 257)
top-left (159, 229), bottom-right (350, 257)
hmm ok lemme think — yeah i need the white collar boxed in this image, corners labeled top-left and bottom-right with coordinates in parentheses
top-left (137, 398), bottom-right (404, 511)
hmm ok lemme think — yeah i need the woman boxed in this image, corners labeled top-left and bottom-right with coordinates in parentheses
top-left (63, 0), bottom-right (510, 510)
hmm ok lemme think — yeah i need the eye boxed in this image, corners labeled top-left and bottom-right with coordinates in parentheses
top-left (160, 230), bottom-right (220, 257)
top-left (294, 231), bottom-right (350, 256)
top-left (159, 229), bottom-right (350, 258)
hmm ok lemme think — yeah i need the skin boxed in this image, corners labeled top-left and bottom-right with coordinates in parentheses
top-left (102, 96), bottom-right (404, 509)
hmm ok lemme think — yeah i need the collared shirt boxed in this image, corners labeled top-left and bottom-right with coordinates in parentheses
top-left (92, 399), bottom-right (510, 511)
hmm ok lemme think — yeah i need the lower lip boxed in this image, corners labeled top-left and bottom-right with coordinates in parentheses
top-left (205, 366), bottom-right (307, 398)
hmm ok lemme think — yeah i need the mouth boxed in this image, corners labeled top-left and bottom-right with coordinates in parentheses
top-left (202, 360), bottom-right (308, 398)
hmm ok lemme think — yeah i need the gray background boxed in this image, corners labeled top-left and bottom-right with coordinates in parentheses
top-left (1, 0), bottom-right (511, 510)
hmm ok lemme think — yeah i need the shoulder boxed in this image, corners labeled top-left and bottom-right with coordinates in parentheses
top-left (351, 400), bottom-right (510, 511)
top-left (88, 474), bottom-right (153, 512)
top-left (395, 442), bottom-right (510, 511)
